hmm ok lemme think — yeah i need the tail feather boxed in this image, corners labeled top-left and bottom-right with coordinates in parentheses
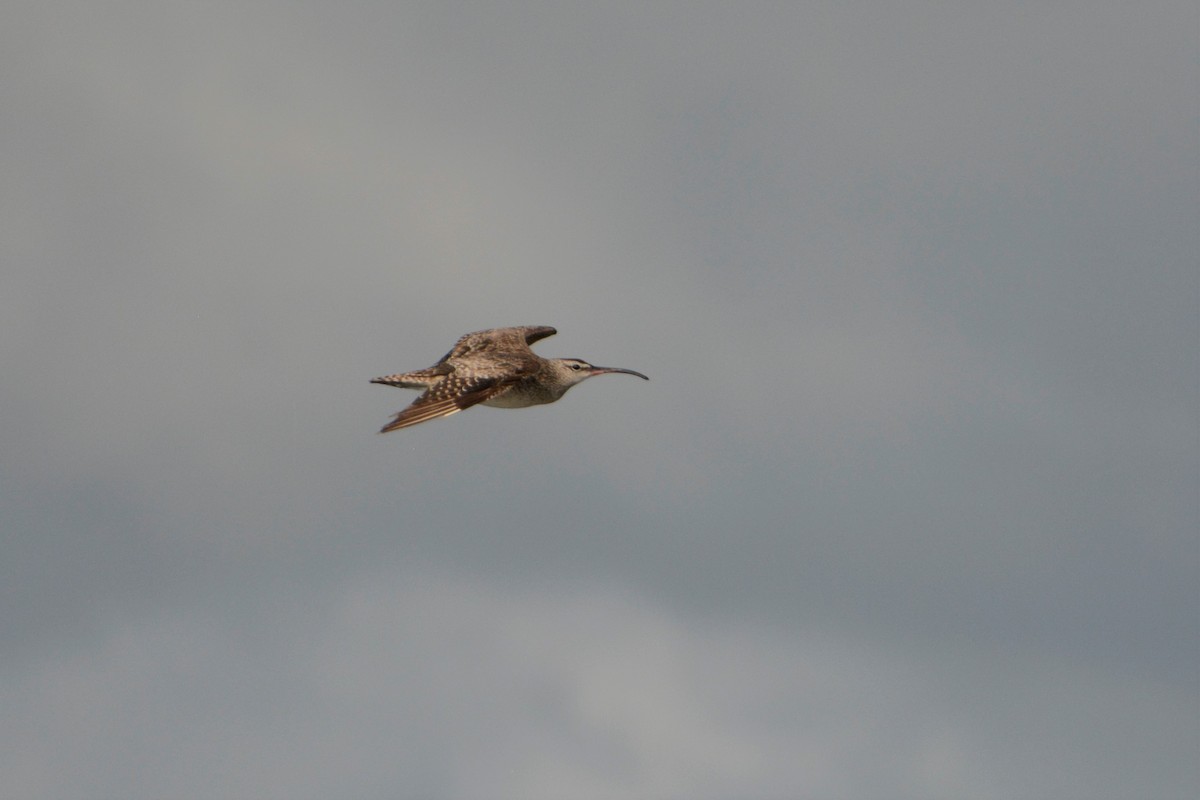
top-left (371, 374), bottom-right (428, 389)
top-left (370, 366), bottom-right (448, 389)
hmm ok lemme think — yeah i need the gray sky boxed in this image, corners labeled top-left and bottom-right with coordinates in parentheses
top-left (2, 3), bottom-right (1197, 798)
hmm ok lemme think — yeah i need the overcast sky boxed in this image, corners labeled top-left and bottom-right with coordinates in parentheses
top-left (2, 3), bottom-right (1197, 798)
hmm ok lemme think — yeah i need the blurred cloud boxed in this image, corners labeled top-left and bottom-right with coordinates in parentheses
top-left (4, 569), bottom-right (1193, 799)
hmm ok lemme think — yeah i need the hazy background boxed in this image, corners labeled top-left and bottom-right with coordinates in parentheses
top-left (2, 3), bottom-right (1196, 798)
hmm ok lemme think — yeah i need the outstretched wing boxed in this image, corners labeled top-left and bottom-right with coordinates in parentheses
top-left (439, 326), bottom-right (557, 363)
top-left (378, 373), bottom-right (510, 433)
top-left (519, 325), bottom-right (557, 346)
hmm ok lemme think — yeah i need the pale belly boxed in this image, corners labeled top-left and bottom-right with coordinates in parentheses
top-left (480, 384), bottom-right (555, 408)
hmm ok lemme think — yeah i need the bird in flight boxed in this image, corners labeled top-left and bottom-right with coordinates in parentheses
top-left (370, 325), bottom-right (648, 433)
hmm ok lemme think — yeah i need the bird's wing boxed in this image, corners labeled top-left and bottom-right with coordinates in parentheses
top-left (378, 373), bottom-right (510, 433)
top-left (519, 326), bottom-right (557, 346)
top-left (440, 326), bottom-right (556, 363)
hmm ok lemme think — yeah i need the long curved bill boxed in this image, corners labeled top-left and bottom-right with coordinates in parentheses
top-left (589, 366), bottom-right (649, 380)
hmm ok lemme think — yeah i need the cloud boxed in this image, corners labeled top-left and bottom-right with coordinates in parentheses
top-left (6, 569), bottom-right (1195, 799)
top-left (1, 2), bottom-right (1196, 797)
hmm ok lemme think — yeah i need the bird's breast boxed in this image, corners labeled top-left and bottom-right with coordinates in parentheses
top-left (480, 382), bottom-right (560, 408)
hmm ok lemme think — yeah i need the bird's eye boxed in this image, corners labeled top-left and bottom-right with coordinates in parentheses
top-left (571, 363), bottom-right (583, 370)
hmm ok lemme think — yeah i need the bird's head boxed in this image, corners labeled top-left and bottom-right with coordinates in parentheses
top-left (550, 358), bottom-right (650, 392)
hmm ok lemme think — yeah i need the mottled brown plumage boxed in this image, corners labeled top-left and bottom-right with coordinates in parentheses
top-left (371, 326), bottom-right (648, 433)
